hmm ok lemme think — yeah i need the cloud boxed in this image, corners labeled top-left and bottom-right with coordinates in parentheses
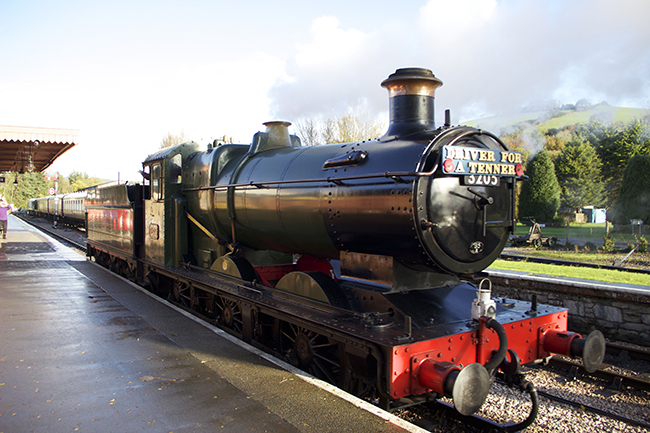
top-left (270, 0), bottom-right (650, 128)
top-left (42, 53), bottom-right (287, 180)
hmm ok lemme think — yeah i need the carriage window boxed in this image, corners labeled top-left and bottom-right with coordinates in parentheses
top-left (170, 154), bottom-right (182, 184)
top-left (152, 163), bottom-right (163, 200)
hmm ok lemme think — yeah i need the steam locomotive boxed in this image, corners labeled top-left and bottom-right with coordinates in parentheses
top-left (85, 68), bottom-right (605, 424)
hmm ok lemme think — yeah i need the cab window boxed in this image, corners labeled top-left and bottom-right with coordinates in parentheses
top-left (152, 163), bottom-right (163, 200)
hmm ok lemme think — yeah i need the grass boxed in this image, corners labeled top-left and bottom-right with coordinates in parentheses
top-left (501, 222), bottom-right (650, 285)
top-left (513, 222), bottom-right (645, 244)
top-left (464, 106), bottom-right (650, 134)
top-left (538, 106), bottom-right (650, 132)
top-left (488, 259), bottom-right (650, 287)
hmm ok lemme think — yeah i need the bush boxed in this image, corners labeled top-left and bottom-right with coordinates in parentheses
top-left (639, 235), bottom-right (648, 253)
top-left (518, 152), bottom-right (561, 222)
top-left (584, 241), bottom-right (597, 252)
top-left (602, 234), bottom-right (616, 252)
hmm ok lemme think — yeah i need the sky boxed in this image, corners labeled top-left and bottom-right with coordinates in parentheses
top-left (1, 0), bottom-right (649, 181)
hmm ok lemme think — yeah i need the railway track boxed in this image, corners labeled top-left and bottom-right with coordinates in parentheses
top-left (499, 253), bottom-right (650, 275)
top-left (548, 352), bottom-right (650, 392)
top-left (16, 213), bottom-right (87, 252)
top-left (19, 214), bottom-right (650, 432)
top-left (403, 350), bottom-right (650, 432)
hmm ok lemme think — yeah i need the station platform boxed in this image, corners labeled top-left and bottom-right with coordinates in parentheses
top-left (0, 215), bottom-right (420, 433)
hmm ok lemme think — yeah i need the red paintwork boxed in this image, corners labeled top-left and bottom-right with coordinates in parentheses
top-left (541, 330), bottom-right (581, 355)
top-left (253, 256), bottom-right (335, 287)
top-left (389, 310), bottom-right (569, 399)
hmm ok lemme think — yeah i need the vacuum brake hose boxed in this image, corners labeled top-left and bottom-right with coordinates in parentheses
top-left (483, 317), bottom-right (508, 372)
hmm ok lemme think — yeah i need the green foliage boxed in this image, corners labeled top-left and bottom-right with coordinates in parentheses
top-left (518, 151), bottom-right (561, 222)
top-left (602, 234), bottom-right (616, 252)
top-left (554, 139), bottom-right (604, 209)
top-left (489, 113), bottom-right (650, 213)
top-left (0, 171), bottom-right (48, 209)
top-left (609, 154), bottom-right (650, 224)
top-left (0, 170), bottom-right (106, 209)
top-left (67, 171), bottom-right (104, 192)
top-left (584, 241), bottom-right (597, 252)
top-left (638, 235), bottom-right (648, 253)
top-left (595, 119), bottom-right (650, 206)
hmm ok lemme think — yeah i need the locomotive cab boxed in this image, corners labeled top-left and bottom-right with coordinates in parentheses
top-left (141, 141), bottom-right (200, 267)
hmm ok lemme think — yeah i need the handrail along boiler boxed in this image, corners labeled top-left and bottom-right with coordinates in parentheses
top-left (85, 68), bottom-right (605, 423)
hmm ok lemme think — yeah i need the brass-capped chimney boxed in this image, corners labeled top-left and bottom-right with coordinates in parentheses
top-left (381, 68), bottom-right (443, 137)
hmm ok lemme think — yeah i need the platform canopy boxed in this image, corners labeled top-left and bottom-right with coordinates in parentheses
top-left (0, 125), bottom-right (80, 173)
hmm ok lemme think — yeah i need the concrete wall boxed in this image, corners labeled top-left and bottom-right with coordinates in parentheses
top-left (484, 270), bottom-right (650, 345)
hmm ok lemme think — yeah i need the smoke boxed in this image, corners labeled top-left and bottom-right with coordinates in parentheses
top-left (270, 0), bottom-right (650, 126)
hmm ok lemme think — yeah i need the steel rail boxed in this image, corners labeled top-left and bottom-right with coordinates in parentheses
top-left (546, 356), bottom-right (650, 392)
top-left (605, 342), bottom-right (650, 362)
top-left (499, 253), bottom-right (650, 275)
top-left (537, 390), bottom-right (650, 430)
top-left (15, 213), bottom-right (87, 252)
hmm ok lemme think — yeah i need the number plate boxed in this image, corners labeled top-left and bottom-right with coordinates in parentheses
top-left (461, 174), bottom-right (500, 186)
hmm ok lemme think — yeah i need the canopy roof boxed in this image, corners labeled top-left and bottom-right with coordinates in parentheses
top-left (0, 125), bottom-right (80, 173)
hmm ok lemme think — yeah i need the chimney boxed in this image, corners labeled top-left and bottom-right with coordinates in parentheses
top-left (381, 68), bottom-right (443, 137)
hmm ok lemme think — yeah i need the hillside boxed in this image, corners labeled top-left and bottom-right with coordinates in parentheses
top-left (464, 105), bottom-right (650, 133)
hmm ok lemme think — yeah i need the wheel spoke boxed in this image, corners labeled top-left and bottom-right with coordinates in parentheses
top-left (311, 342), bottom-right (338, 350)
top-left (314, 352), bottom-right (341, 368)
top-left (281, 330), bottom-right (296, 343)
top-left (313, 358), bottom-right (339, 384)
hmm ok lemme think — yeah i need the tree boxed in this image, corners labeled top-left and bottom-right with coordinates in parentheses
top-left (609, 154), bottom-right (650, 225)
top-left (54, 172), bottom-right (71, 194)
top-left (293, 118), bottom-right (321, 147)
top-left (0, 171), bottom-right (48, 209)
top-left (518, 151), bottom-right (561, 222)
top-left (595, 119), bottom-right (650, 206)
top-left (554, 139), bottom-right (604, 209)
top-left (294, 106), bottom-right (385, 146)
top-left (160, 131), bottom-right (189, 149)
top-left (68, 171), bottom-right (85, 186)
top-left (67, 171), bottom-right (105, 192)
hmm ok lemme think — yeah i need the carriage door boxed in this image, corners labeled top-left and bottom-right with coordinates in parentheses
top-left (144, 161), bottom-right (165, 264)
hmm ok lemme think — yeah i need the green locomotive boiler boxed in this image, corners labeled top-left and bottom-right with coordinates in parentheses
top-left (86, 68), bottom-right (604, 423)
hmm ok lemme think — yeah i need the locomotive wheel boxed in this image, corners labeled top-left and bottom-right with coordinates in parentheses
top-left (171, 280), bottom-right (193, 308)
top-left (216, 295), bottom-right (243, 336)
top-left (275, 271), bottom-right (350, 309)
top-left (211, 254), bottom-right (257, 281)
top-left (279, 322), bottom-right (341, 385)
